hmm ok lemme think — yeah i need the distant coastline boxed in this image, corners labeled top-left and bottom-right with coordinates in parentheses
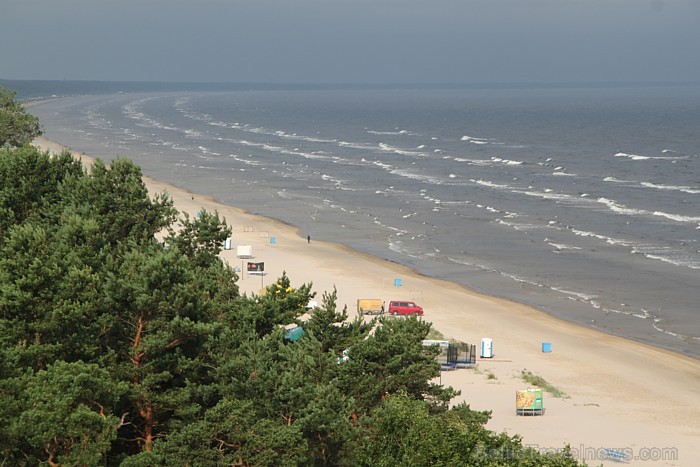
top-left (6, 77), bottom-right (700, 100)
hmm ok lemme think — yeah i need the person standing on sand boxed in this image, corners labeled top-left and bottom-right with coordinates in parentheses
top-left (307, 234), bottom-right (311, 244)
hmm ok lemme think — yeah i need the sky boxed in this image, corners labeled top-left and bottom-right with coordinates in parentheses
top-left (2, 0), bottom-right (700, 85)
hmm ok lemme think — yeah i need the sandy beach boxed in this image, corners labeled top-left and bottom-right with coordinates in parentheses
top-left (35, 136), bottom-right (700, 466)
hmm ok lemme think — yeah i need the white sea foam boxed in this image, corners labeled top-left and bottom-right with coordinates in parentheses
top-left (447, 258), bottom-right (546, 288)
top-left (389, 168), bottom-right (444, 185)
top-left (614, 151), bottom-right (687, 161)
top-left (454, 157), bottom-right (491, 166)
top-left (279, 133), bottom-right (336, 143)
top-left (570, 229), bottom-right (612, 242)
top-left (603, 176), bottom-right (636, 184)
top-left (319, 174), bottom-right (356, 192)
top-left (238, 140), bottom-right (331, 161)
top-left (339, 141), bottom-right (377, 151)
top-left (371, 160), bottom-right (392, 169)
top-left (453, 156), bottom-right (523, 167)
top-left (596, 197), bottom-right (700, 225)
top-left (367, 129), bottom-right (416, 136)
top-left (446, 256), bottom-right (476, 267)
top-left (551, 166), bottom-right (576, 176)
top-left (548, 243), bottom-right (582, 251)
top-left (496, 219), bottom-right (547, 231)
top-left (551, 287), bottom-right (598, 301)
top-left (228, 154), bottom-right (262, 166)
top-left (636, 251), bottom-right (700, 269)
top-left (640, 182), bottom-right (700, 195)
top-left (388, 241), bottom-right (423, 259)
top-left (321, 199), bottom-right (357, 214)
top-left (461, 135), bottom-right (489, 144)
top-left (569, 228), bottom-right (637, 248)
top-left (615, 152), bottom-right (651, 160)
top-left (597, 197), bottom-right (647, 216)
top-left (472, 179), bottom-right (510, 189)
top-left (652, 211), bottom-right (700, 224)
top-left (197, 146), bottom-right (220, 156)
top-left (520, 189), bottom-right (583, 204)
top-left (184, 128), bottom-right (203, 138)
top-left (498, 271), bottom-right (544, 288)
top-left (491, 156), bottom-right (523, 165)
top-left (569, 227), bottom-right (700, 270)
top-left (193, 109), bottom-right (339, 143)
top-left (378, 142), bottom-right (428, 157)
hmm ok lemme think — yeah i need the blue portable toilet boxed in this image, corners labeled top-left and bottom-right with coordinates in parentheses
top-left (394, 278), bottom-right (402, 286)
top-left (542, 342), bottom-right (552, 353)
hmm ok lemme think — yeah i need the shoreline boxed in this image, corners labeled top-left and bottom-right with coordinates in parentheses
top-left (34, 136), bottom-right (700, 465)
top-left (26, 97), bottom-right (699, 360)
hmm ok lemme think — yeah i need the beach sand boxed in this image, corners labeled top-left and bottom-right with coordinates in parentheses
top-left (35, 136), bottom-right (700, 466)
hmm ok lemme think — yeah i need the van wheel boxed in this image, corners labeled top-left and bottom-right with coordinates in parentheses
top-left (392, 310), bottom-right (398, 316)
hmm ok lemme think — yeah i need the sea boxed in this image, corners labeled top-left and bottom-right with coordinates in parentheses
top-left (24, 83), bottom-right (700, 358)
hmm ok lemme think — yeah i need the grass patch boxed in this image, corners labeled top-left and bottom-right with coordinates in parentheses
top-left (472, 367), bottom-right (496, 380)
top-left (520, 370), bottom-right (568, 398)
top-left (425, 327), bottom-right (446, 340)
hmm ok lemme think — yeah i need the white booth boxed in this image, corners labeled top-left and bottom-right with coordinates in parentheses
top-left (236, 245), bottom-right (253, 258)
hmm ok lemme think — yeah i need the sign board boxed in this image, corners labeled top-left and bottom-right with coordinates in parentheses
top-left (247, 262), bottom-right (264, 273)
top-left (516, 388), bottom-right (544, 415)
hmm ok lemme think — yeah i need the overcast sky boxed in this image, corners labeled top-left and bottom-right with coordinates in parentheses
top-left (2, 0), bottom-right (700, 84)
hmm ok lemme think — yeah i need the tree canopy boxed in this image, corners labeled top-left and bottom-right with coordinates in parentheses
top-left (0, 90), bottom-right (583, 466)
top-left (0, 87), bottom-right (42, 148)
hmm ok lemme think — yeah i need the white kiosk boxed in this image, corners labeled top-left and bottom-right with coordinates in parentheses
top-left (236, 245), bottom-right (253, 258)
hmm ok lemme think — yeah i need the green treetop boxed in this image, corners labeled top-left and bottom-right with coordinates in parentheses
top-left (0, 87), bottom-right (42, 148)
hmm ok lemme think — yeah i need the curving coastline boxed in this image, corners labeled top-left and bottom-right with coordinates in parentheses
top-left (27, 90), bottom-right (700, 360)
top-left (34, 135), bottom-right (700, 466)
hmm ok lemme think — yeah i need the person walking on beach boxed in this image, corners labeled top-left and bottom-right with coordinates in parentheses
top-left (307, 234), bottom-right (311, 244)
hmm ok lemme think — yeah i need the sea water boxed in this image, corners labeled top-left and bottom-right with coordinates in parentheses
top-left (29, 85), bottom-right (700, 357)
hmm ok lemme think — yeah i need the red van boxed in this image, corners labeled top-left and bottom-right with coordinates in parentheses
top-left (388, 301), bottom-right (424, 316)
